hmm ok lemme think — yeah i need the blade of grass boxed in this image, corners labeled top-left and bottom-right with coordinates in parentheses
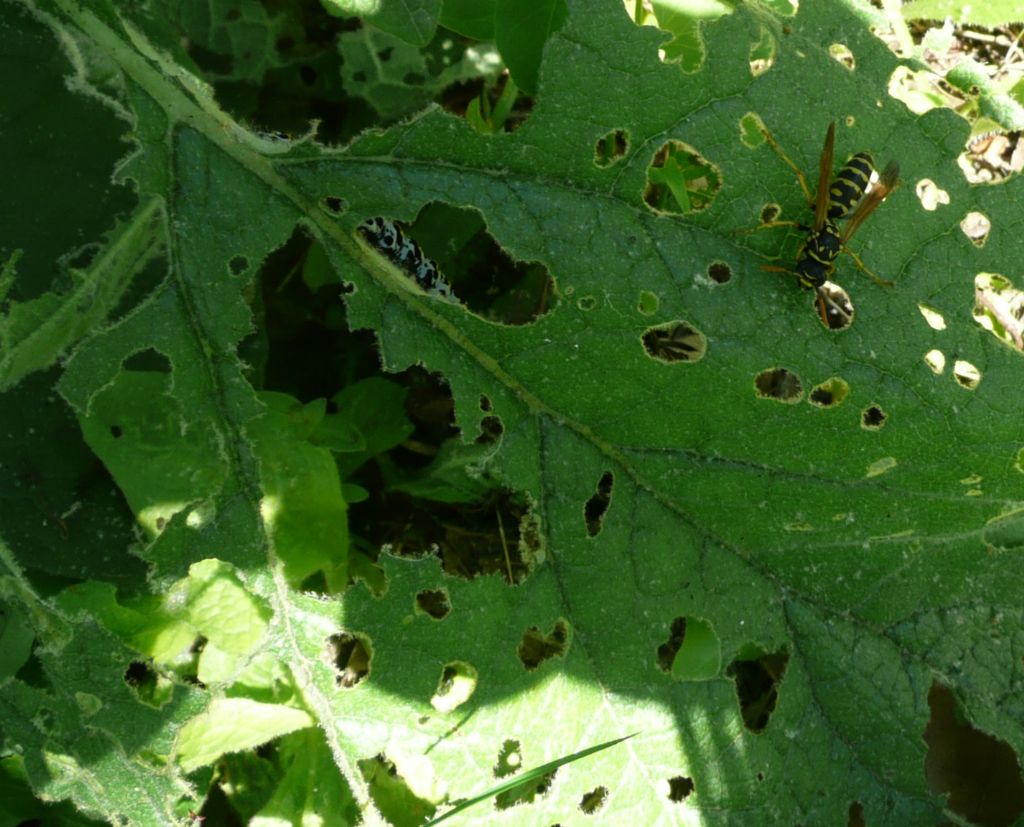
top-left (423, 732), bottom-right (636, 825)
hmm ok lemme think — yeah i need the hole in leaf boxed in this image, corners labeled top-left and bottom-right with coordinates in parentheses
top-left (630, 6), bottom-right (713, 72)
top-left (228, 255), bottom-right (248, 276)
top-left (861, 404), bottom-right (887, 429)
top-left (888, 66), bottom-right (949, 116)
top-left (377, 47), bottom-right (393, 62)
top-left (321, 195), bottom-right (347, 215)
top-left (657, 617), bottom-right (721, 680)
top-left (494, 739), bottom-right (522, 778)
top-left (479, 395), bottom-right (492, 412)
top-left (66, 243), bottom-right (101, 270)
top-left (360, 483), bottom-right (539, 585)
top-left (122, 348), bottom-right (172, 373)
top-left (177, 636), bottom-right (205, 686)
top-left (917, 303), bottom-right (947, 330)
top-left (644, 141), bottom-right (721, 215)
top-left (362, 203), bottom-right (555, 324)
top-left (249, 227), bottom-right (370, 408)
top-left (755, 367), bottom-right (803, 402)
top-left (430, 661), bottom-right (477, 713)
top-left (809, 377), bottom-right (849, 408)
top-left (641, 321), bottom-right (707, 363)
top-left (577, 295), bottom-right (598, 311)
top-left (584, 471), bottom-right (614, 537)
top-left (123, 659), bottom-right (151, 687)
top-left (517, 619), bottom-right (570, 671)
top-left (925, 683), bottom-right (1024, 826)
top-left (960, 129), bottom-right (1024, 185)
top-left (444, 75), bottom-right (533, 135)
top-left (580, 786), bottom-right (609, 814)
top-left (953, 359), bottom-right (981, 389)
top-left (924, 349), bottom-right (946, 374)
top-left (594, 129), bottom-right (628, 167)
top-left (328, 632), bottom-right (372, 688)
top-left (915, 178), bottom-right (950, 211)
top-left (727, 647), bottom-right (789, 732)
top-left (123, 660), bottom-right (172, 707)
top-left (357, 216), bottom-right (454, 303)
top-left (760, 202), bottom-right (781, 223)
top-left (707, 261), bottom-right (731, 284)
top-left (110, 425), bottom-right (123, 438)
top-left (960, 211), bottom-right (991, 246)
top-left (829, 43), bottom-right (855, 69)
top-left (749, 27), bottom-right (776, 76)
top-left (819, 282), bottom-right (854, 330)
top-left (974, 272), bottom-right (1024, 351)
top-left (415, 588), bottom-right (451, 619)
top-left (476, 414), bottom-right (504, 445)
top-left (665, 775), bottom-right (695, 801)
top-left (403, 72), bottom-right (426, 86)
top-left (849, 801), bottom-right (866, 827)
top-left (359, 754), bottom-right (437, 824)
top-left (656, 617), bottom-right (687, 673)
top-left (495, 766), bottom-right (558, 810)
top-left (638, 290), bottom-right (659, 315)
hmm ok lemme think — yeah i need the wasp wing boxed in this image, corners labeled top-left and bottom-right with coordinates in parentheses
top-left (840, 161), bottom-right (899, 244)
top-left (813, 122), bottom-right (836, 231)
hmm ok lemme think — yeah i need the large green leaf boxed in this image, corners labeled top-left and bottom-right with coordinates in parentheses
top-left (3, 0), bottom-right (1023, 824)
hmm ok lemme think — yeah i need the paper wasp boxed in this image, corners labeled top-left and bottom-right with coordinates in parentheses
top-left (750, 122), bottom-right (899, 328)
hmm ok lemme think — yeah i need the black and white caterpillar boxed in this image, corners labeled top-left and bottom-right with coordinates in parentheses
top-left (358, 217), bottom-right (455, 303)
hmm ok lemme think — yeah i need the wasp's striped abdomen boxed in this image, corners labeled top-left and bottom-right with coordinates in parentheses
top-left (794, 221), bottom-right (843, 289)
top-left (828, 151), bottom-right (874, 219)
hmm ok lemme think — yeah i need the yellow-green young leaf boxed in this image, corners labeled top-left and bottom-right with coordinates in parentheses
top-left (178, 559), bottom-right (270, 658)
top-left (248, 730), bottom-right (361, 826)
top-left (249, 396), bottom-right (350, 589)
top-left (55, 581), bottom-right (195, 664)
top-left (175, 698), bottom-right (313, 772)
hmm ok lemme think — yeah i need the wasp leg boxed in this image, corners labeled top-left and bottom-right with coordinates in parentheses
top-left (758, 127), bottom-right (815, 206)
top-left (816, 283), bottom-right (854, 329)
top-left (733, 219), bottom-right (807, 236)
top-left (762, 265), bottom-right (853, 327)
top-left (841, 247), bottom-right (894, 287)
